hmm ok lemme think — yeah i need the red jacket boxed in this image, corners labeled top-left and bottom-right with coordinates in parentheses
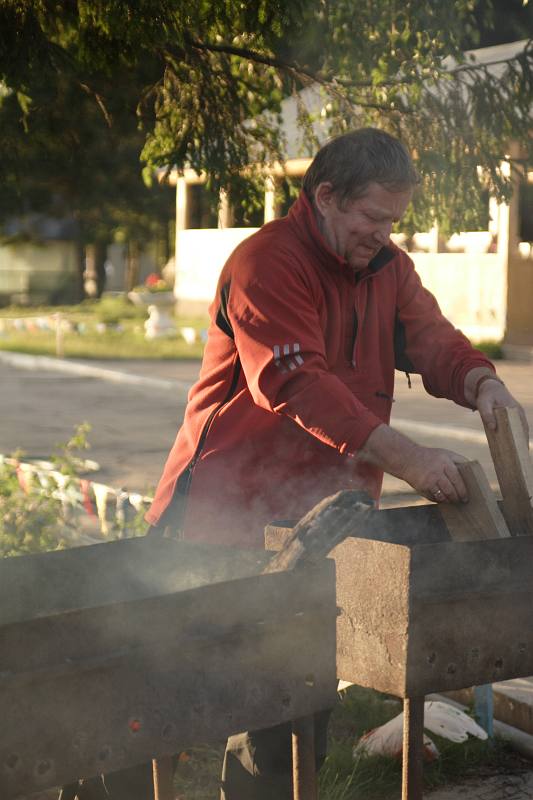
top-left (147, 192), bottom-right (493, 546)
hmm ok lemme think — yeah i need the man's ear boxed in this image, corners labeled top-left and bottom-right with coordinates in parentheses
top-left (313, 182), bottom-right (335, 217)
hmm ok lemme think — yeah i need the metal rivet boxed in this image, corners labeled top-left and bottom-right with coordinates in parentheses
top-left (98, 747), bottom-right (111, 762)
top-left (447, 663), bottom-right (457, 675)
top-left (427, 652), bottom-right (436, 665)
top-left (5, 754), bottom-right (19, 771)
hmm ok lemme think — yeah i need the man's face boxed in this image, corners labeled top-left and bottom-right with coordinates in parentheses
top-left (314, 181), bottom-right (413, 272)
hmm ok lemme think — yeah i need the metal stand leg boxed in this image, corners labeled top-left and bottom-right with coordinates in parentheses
top-left (152, 756), bottom-right (174, 800)
top-left (292, 715), bottom-right (317, 800)
top-left (474, 684), bottom-right (494, 737)
top-left (402, 696), bottom-right (425, 800)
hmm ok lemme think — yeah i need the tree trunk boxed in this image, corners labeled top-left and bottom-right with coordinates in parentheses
top-left (125, 240), bottom-right (141, 292)
top-left (74, 235), bottom-right (86, 303)
top-left (95, 241), bottom-right (108, 298)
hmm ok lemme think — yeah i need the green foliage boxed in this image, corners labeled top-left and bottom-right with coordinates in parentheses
top-left (50, 421), bottom-right (92, 478)
top-left (473, 339), bottom-right (504, 359)
top-left (0, 423), bottom-right (92, 557)
top-left (94, 295), bottom-right (145, 324)
top-left (0, 39), bottom-right (175, 284)
top-left (0, 1), bottom-right (531, 234)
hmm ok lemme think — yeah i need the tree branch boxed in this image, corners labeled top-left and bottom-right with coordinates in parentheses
top-left (78, 83), bottom-right (113, 127)
top-left (184, 34), bottom-right (533, 94)
top-left (181, 36), bottom-right (409, 112)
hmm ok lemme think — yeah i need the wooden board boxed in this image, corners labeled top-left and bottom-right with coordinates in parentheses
top-left (483, 406), bottom-right (533, 536)
top-left (264, 490), bottom-right (373, 573)
top-left (439, 460), bottom-right (510, 541)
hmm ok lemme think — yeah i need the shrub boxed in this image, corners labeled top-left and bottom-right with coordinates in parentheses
top-left (95, 295), bottom-right (145, 325)
top-left (0, 423), bottom-right (92, 557)
top-left (474, 340), bottom-right (503, 359)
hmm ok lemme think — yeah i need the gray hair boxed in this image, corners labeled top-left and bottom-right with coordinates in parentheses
top-left (303, 128), bottom-right (419, 208)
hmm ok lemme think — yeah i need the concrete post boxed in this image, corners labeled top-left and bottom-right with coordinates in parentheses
top-left (218, 190), bottom-right (235, 229)
top-left (176, 177), bottom-right (188, 233)
top-left (264, 176), bottom-right (281, 223)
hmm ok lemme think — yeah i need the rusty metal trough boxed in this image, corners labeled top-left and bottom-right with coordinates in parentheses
top-left (268, 503), bottom-right (533, 695)
top-left (267, 502), bottom-right (533, 797)
top-left (0, 537), bottom-right (337, 798)
top-left (4, 495), bottom-right (533, 800)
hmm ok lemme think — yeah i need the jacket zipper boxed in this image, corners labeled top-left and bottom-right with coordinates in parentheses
top-left (352, 279), bottom-right (369, 369)
top-left (179, 358), bottom-right (242, 499)
top-left (350, 310), bottom-right (358, 368)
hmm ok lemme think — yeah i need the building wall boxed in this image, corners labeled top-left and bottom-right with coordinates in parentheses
top-left (411, 252), bottom-right (506, 342)
top-left (0, 241), bottom-right (79, 303)
top-left (174, 228), bottom-right (256, 315)
top-left (174, 228), bottom-right (507, 342)
top-left (505, 252), bottom-right (533, 345)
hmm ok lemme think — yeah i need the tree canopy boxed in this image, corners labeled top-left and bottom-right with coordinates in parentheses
top-left (0, 0), bottom-right (532, 235)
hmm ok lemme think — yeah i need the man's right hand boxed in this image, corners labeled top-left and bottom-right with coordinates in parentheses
top-left (401, 446), bottom-right (468, 503)
top-left (359, 424), bottom-right (468, 504)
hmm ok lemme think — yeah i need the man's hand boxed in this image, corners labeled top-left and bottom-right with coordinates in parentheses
top-left (464, 367), bottom-right (529, 440)
top-left (400, 446), bottom-right (468, 503)
top-left (476, 380), bottom-right (529, 440)
top-left (359, 424), bottom-right (468, 503)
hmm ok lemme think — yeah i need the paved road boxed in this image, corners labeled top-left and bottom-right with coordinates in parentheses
top-left (1, 354), bottom-right (531, 501)
top-left (0, 359), bottom-right (192, 495)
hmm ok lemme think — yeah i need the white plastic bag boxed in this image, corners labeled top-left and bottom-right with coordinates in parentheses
top-left (353, 700), bottom-right (487, 762)
top-left (423, 701), bottom-right (488, 744)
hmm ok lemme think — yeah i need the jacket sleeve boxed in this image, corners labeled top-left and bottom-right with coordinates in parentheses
top-left (395, 253), bottom-right (495, 408)
top-left (228, 249), bottom-right (383, 455)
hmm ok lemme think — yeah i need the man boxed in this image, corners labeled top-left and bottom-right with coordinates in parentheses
top-left (147, 128), bottom-right (526, 540)
top-left (145, 128), bottom-right (527, 799)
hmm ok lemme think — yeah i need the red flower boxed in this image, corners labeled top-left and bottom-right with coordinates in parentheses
top-left (145, 273), bottom-right (161, 287)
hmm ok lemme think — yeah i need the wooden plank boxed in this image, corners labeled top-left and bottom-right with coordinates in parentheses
top-left (439, 461), bottom-right (510, 541)
top-left (264, 490), bottom-right (374, 573)
top-left (402, 697), bottom-right (425, 800)
top-left (291, 716), bottom-right (317, 800)
top-left (484, 406), bottom-right (533, 536)
top-left (152, 757), bottom-right (174, 800)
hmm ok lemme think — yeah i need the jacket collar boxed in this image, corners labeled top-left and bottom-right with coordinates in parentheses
top-left (287, 190), bottom-right (396, 278)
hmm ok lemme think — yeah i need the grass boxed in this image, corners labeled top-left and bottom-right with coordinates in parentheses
top-left (474, 340), bottom-right (503, 360)
top-left (320, 686), bottom-right (529, 799)
top-left (0, 297), bottom-right (209, 360)
top-left (0, 299), bottom-right (504, 362)
top-left (174, 744), bottom-right (226, 800)
top-left (170, 686), bottom-right (528, 799)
